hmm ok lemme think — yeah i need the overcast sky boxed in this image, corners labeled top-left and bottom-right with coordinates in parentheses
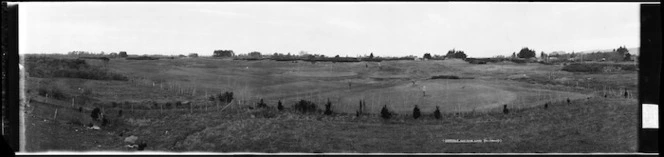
top-left (19, 2), bottom-right (640, 57)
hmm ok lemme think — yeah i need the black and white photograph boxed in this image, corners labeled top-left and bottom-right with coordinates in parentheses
top-left (6, 1), bottom-right (654, 153)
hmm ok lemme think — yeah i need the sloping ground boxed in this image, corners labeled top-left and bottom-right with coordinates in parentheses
top-left (170, 97), bottom-right (636, 153)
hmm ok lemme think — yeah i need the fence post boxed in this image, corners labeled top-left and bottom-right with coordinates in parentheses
top-left (53, 109), bottom-right (58, 120)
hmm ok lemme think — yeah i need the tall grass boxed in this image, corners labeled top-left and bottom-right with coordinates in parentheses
top-left (23, 55), bottom-right (128, 81)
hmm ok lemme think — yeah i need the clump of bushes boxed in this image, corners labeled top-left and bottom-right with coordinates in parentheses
top-left (36, 86), bottom-right (68, 100)
top-left (430, 75), bottom-right (460, 79)
top-left (293, 100), bottom-right (317, 113)
top-left (24, 55), bottom-right (128, 81)
top-left (380, 105), bottom-right (392, 119)
top-left (209, 92), bottom-right (234, 103)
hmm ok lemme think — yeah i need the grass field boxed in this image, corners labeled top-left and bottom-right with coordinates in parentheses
top-left (21, 55), bottom-right (638, 153)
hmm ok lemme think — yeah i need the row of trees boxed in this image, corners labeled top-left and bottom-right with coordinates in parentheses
top-left (507, 46), bottom-right (632, 62)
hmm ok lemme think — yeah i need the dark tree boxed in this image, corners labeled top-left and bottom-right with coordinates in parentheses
top-left (412, 105), bottom-right (421, 119)
top-left (567, 98), bottom-right (571, 104)
top-left (544, 103), bottom-right (548, 109)
top-left (511, 52), bottom-right (517, 58)
top-left (453, 51), bottom-right (467, 59)
top-left (616, 46), bottom-right (629, 55)
top-left (118, 109), bottom-right (123, 117)
top-left (446, 49), bottom-right (467, 59)
top-left (369, 53), bottom-right (374, 59)
top-left (78, 107), bottom-right (83, 112)
top-left (277, 100), bottom-right (284, 111)
top-left (446, 49), bottom-right (456, 57)
top-left (249, 51), bottom-right (262, 58)
top-left (423, 53), bottom-right (432, 60)
top-left (119, 51), bottom-right (128, 58)
top-left (624, 53), bottom-right (632, 61)
top-left (213, 50), bottom-right (235, 57)
top-left (517, 47), bottom-right (536, 59)
top-left (324, 99), bottom-right (333, 115)
top-left (433, 106), bottom-right (441, 119)
top-left (188, 53), bottom-right (198, 58)
top-left (502, 105), bottom-right (509, 114)
top-left (91, 107), bottom-right (101, 121)
top-left (380, 105), bottom-right (392, 119)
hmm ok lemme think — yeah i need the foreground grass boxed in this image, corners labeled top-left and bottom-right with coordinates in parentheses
top-left (26, 95), bottom-right (636, 153)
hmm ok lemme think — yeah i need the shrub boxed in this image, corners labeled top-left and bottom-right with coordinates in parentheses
top-left (293, 100), bottom-right (317, 113)
top-left (118, 110), bottom-right (123, 117)
top-left (381, 105), bottom-right (392, 120)
top-left (175, 101), bottom-right (182, 108)
top-left (91, 107), bottom-right (101, 121)
top-left (101, 117), bottom-right (109, 126)
top-left (324, 99), bottom-right (333, 115)
top-left (36, 86), bottom-right (68, 100)
top-left (413, 105), bottom-right (421, 119)
top-left (277, 100), bottom-right (284, 111)
top-left (256, 99), bottom-right (268, 108)
top-left (434, 106), bottom-right (441, 119)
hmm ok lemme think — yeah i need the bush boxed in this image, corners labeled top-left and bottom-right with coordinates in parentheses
top-left (101, 117), bottom-right (109, 126)
top-left (91, 107), bottom-right (101, 121)
top-left (36, 86), bottom-right (68, 100)
top-left (212, 92), bottom-right (234, 103)
top-left (413, 105), bottom-right (421, 119)
top-left (381, 105), bottom-right (392, 120)
top-left (434, 106), bottom-right (441, 119)
top-left (118, 110), bottom-right (123, 117)
top-left (293, 100), bottom-right (317, 113)
top-left (256, 99), bottom-right (268, 108)
top-left (324, 99), bottom-right (333, 115)
top-left (175, 101), bottom-right (182, 108)
top-left (277, 100), bottom-right (284, 111)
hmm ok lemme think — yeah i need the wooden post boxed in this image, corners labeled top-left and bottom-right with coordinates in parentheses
top-left (53, 109), bottom-right (58, 120)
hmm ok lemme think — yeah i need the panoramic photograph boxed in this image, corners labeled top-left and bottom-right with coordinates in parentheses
top-left (17, 2), bottom-right (639, 153)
